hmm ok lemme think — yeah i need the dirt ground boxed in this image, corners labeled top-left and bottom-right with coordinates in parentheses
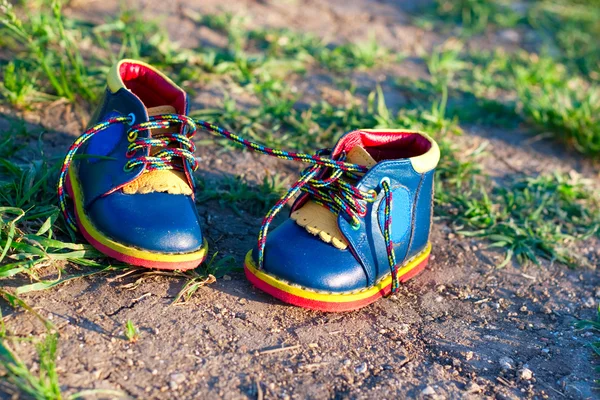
top-left (1, 0), bottom-right (599, 399)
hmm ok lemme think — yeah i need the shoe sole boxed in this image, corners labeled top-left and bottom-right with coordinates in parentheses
top-left (66, 168), bottom-right (207, 270)
top-left (244, 243), bottom-right (431, 312)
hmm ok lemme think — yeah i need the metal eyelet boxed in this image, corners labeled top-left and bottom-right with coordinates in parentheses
top-left (350, 220), bottom-right (361, 230)
top-left (123, 163), bottom-right (134, 172)
top-left (380, 177), bottom-right (391, 186)
top-left (127, 113), bottom-right (136, 126)
top-left (125, 149), bottom-right (135, 159)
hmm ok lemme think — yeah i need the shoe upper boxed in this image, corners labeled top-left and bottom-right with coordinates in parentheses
top-left (254, 129), bottom-right (439, 292)
top-left (73, 60), bottom-right (203, 253)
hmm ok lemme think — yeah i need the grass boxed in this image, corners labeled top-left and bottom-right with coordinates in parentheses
top-left (124, 320), bottom-right (139, 343)
top-left (197, 174), bottom-right (288, 216)
top-left (420, 0), bottom-right (600, 80)
top-left (575, 306), bottom-right (600, 383)
top-left (0, 333), bottom-right (62, 399)
top-left (0, 290), bottom-right (129, 399)
top-left (0, 1), bottom-right (597, 280)
top-left (0, 0), bottom-right (599, 395)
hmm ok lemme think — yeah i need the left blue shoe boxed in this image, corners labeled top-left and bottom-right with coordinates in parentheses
top-left (58, 60), bottom-right (207, 270)
top-left (243, 129), bottom-right (440, 311)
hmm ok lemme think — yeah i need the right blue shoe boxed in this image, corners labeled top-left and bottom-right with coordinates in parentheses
top-left (243, 129), bottom-right (440, 311)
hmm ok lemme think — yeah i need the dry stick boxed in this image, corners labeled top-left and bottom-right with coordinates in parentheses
top-left (256, 379), bottom-right (264, 400)
top-left (258, 344), bottom-right (301, 355)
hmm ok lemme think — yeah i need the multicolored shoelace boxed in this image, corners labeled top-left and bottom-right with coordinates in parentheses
top-left (194, 120), bottom-right (400, 293)
top-left (58, 115), bottom-right (402, 293)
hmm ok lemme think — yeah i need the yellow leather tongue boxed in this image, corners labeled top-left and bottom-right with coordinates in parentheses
top-left (122, 106), bottom-right (193, 195)
top-left (290, 146), bottom-right (377, 250)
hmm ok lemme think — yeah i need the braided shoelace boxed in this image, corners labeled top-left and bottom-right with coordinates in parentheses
top-left (57, 114), bottom-right (199, 231)
top-left (58, 115), bottom-right (402, 293)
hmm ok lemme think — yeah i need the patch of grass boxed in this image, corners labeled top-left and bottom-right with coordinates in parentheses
top-left (1, 0), bottom-right (100, 103)
top-left (0, 61), bottom-right (55, 108)
top-left (417, 0), bottom-right (522, 34)
top-left (197, 174), bottom-right (288, 216)
top-left (441, 172), bottom-right (600, 267)
top-left (528, 0), bottom-right (600, 80)
top-left (402, 44), bottom-right (600, 157)
top-left (575, 305), bottom-right (600, 382)
top-left (0, 333), bottom-right (62, 400)
top-left (466, 50), bottom-right (600, 156)
top-left (0, 296), bottom-right (129, 399)
top-left (0, 156), bottom-right (125, 292)
top-left (124, 320), bottom-right (139, 343)
top-left (516, 78), bottom-right (600, 155)
top-left (416, 0), bottom-right (600, 81)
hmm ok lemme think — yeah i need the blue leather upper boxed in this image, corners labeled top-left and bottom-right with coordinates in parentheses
top-left (77, 88), bottom-right (149, 207)
top-left (88, 191), bottom-right (203, 252)
top-left (73, 87), bottom-right (204, 254)
top-left (255, 154), bottom-right (435, 293)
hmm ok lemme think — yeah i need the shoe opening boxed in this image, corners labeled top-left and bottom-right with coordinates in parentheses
top-left (335, 130), bottom-right (433, 161)
top-left (117, 60), bottom-right (186, 113)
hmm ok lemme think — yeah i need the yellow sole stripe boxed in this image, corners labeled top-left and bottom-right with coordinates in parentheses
top-left (244, 242), bottom-right (431, 303)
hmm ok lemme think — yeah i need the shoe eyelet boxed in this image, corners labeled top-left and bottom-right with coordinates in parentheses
top-left (127, 113), bottom-right (136, 126)
top-left (123, 163), bottom-right (134, 172)
top-left (380, 177), bottom-right (391, 186)
top-left (127, 131), bottom-right (138, 143)
top-left (125, 150), bottom-right (135, 159)
top-left (350, 220), bottom-right (361, 230)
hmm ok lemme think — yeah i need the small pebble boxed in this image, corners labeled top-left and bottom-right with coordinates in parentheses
top-left (499, 356), bottom-right (514, 370)
top-left (421, 385), bottom-right (436, 396)
top-left (583, 297), bottom-right (596, 308)
top-left (355, 362), bottom-right (368, 374)
top-left (171, 373), bottom-right (186, 384)
top-left (519, 367), bottom-right (533, 380)
top-left (466, 382), bottom-right (482, 394)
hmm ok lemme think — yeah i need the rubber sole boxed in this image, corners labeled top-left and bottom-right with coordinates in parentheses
top-left (67, 168), bottom-right (207, 270)
top-left (244, 243), bottom-right (431, 312)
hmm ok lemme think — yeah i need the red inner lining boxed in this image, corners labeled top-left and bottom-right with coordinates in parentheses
top-left (334, 130), bottom-right (432, 161)
top-left (119, 62), bottom-right (185, 113)
top-left (291, 130), bottom-right (432, 213)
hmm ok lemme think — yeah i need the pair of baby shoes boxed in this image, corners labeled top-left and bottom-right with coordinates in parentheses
top-left (58, 60), bottom-right (440, 312)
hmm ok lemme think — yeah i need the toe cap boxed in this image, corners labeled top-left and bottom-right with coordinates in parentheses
top-left (87, 191), bottom-right (203, 253)
top-left (253, 220), bottom-right (368, 292)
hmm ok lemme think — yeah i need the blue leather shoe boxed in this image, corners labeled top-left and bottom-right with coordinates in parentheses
top-left (58, 60), bottom-right (207, 270)
top-left (244, 129), bottom-right (440, 311)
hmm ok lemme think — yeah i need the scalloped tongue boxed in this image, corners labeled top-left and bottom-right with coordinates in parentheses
top-left (290, 146), bottom-right (377, 250)
top-left (122, 105), bottom-right (192, 195)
